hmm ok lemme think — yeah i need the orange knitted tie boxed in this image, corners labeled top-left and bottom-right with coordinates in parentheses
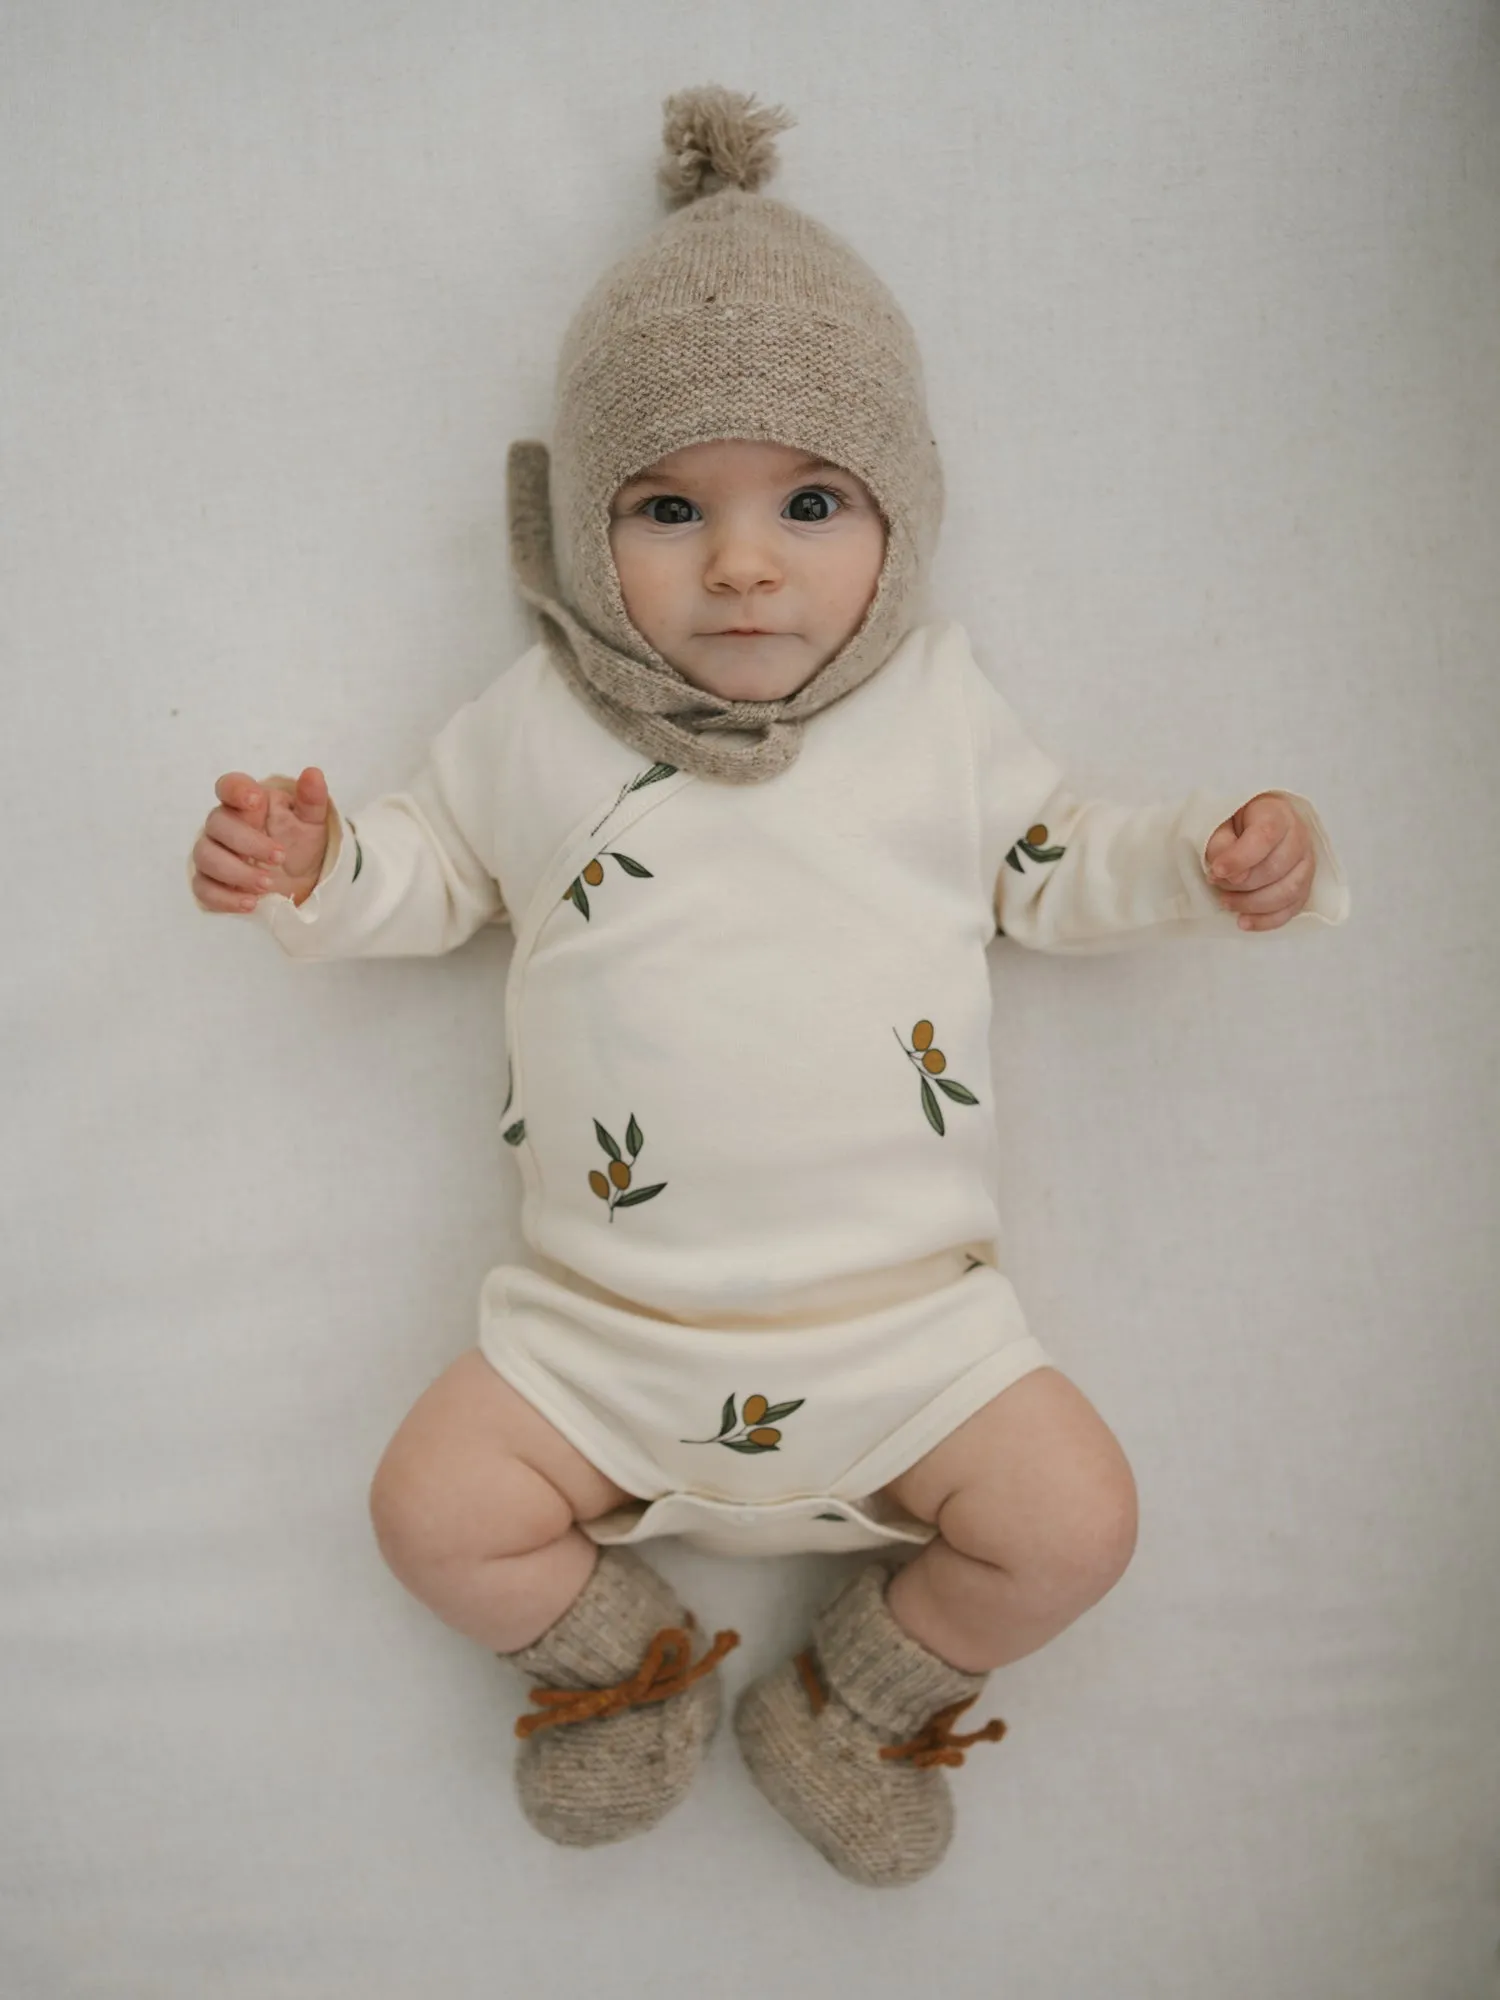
top-left (515, 1618), bottom-right (741, 1740)
top-left (793, 1646), bottom-right (1007, 1769)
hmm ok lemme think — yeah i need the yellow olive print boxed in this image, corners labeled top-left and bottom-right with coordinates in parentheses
top-left (562, 846), bottom-right (655, 921)
top-left (681, 1392), bottom-right (805, 1455)
top-left (1003, 821), bottom-right (1067, 875)
top-left (893, 1021), bottom-right (980, 1136)
top-left (589, 1114), bottom-right (666, 1222)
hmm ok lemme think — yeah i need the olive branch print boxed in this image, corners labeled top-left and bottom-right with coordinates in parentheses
top-left (560, 846), bottom-right (654, 921)
top-left (680, 1392), bottom-right (805, 1454)
top-left (588, 1113), bottom-right (667, 1221)
top-left (559, 762), bottom-right (675, 918)
top-left (588, 761), bottom-right (678, 837)
top-left (894, 1019), bottom-right (980, 1136)
top-left (1004, 821), bottom-right (1067, 874)
top-left (996, 821), bottom-right (1066, 936)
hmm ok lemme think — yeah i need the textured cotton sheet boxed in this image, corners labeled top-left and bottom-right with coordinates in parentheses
top-left (4, 5), bottom-right (1498, 1996)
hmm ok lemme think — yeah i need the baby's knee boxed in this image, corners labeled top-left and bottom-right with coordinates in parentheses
top-left (950, 1446), bottom-right (1138, 1606)
top-left (367, 1433), bottom-right (570, 1588)
top-left (1073, 1451), bottom-right (1138, 1598)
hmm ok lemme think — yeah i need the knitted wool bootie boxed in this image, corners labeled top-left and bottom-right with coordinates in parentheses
top-left (501, 1544), bottom-right (740, 1848)
top-left (734, 1557), bottom-right (1006, 1887)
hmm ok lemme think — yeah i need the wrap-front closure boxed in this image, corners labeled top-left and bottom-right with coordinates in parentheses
top-left (501, 762), bottom-right (697, 1207)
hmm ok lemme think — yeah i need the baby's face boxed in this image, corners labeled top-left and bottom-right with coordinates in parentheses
top-left (607, 440), bottom-right (887, 701)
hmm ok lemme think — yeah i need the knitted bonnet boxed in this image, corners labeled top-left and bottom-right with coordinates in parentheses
top-left (506, 85), bottom-right (945, 784)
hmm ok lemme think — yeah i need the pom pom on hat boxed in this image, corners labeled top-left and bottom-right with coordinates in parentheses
top-left (657, 85), bottom-right (796, 207)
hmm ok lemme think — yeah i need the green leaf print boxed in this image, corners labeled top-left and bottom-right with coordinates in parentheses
top-left (503, 1120), bottom-right (526, 1147)
top-left (611, 853), bottom-right (653, 878)
top-left (628, 762), bottom-right (677, 793)
top-left (715, 1395), bottom-right (738, 1439)
top-left (625, 1114), bottom-right (644, 1158)
top-left (567, 877), bottom-right (590, 919)
top-left (933, 1078), bottom-right (980, 1105)
top-left (920, 1077), bottom-right (945, 1135)
top-left (590, 762), bottom-right (679, 837)
top-left (594, 1120), bottom-right (622, 1161)
top-left (613, 1183), bottom-right (666, 1208)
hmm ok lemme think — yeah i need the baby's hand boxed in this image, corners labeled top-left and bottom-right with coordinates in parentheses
top-left (189, 769), bottom-right (331, 913)
top-left (1203, 792), bottom-right (1314, 931)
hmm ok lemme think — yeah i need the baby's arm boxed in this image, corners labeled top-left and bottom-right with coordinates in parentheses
top-left (187, 680), bottom-right (511, 960)
top-left (992, 781), bottom-right (1347, 952)
top-left (961, 657), bottom-right (1350, 954)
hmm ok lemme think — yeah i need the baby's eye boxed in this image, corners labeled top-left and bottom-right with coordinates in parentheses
top-left (641, 495), bottom-right (700, 526)
top-left (783, 487), bottom-right (843, 524)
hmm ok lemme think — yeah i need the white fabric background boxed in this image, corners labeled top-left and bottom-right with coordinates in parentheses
top-left (4, 3), bottom-right (1497, 1995)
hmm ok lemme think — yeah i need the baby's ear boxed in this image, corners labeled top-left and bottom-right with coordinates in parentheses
top-left (507, 440), bottom-right (560, 600)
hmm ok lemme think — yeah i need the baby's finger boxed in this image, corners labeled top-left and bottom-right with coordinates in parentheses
top-left (1217, 851), bottom-right (1314, 917)
top-left (194, 835), bottom-right (280, 895)
top-left (291, 767), bottom-right (329, 822)
top-left (1210, 823), bottom-right (1299, 895)
top-left (215, 773), bottom-right (270, 828)
top-left (191, 871), bottom-right (265, 914)
top-left (1235, 902), bottom-right (1300, 932)
top-left (206, 804), bottom-right (287, 868)
top-left (1209, 815), bottom-right (1284, 884)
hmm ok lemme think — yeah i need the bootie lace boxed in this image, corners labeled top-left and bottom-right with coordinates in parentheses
top-left (793, 1646), bottom-right (1007, 1769)
top-left (516, 1613), bottom-right (741, 1740)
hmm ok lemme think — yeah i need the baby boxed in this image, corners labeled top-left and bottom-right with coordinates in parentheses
top-left (188, 88), bottom-right (1349, 1887)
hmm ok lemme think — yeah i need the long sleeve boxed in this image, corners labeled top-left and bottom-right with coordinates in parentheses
top-left (238, 679), bottom-right (512, 960)
top-left (961, 651), bottom-right (1351, 955)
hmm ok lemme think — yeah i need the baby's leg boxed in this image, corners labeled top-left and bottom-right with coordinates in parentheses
top-left (368, 1349), bottom-right (635, 1654)
top-left (877, 1368), bottom-right (1138, 1675)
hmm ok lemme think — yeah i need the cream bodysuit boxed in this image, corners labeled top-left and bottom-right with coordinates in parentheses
top-left (249, 621), bottom-right (1349, 1555)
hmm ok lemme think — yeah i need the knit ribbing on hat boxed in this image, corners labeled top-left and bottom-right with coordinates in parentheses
top-left (507, 87), bottom-right (944, 785)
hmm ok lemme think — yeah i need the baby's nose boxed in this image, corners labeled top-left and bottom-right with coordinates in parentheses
top-left (704, 530), bottom-right (782, 593)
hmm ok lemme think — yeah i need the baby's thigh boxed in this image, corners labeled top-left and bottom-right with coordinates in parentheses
top-left (879, 1367), bottom-right (1138, 1577)
top-left (368, 1349), bottom-right (632, 1570)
